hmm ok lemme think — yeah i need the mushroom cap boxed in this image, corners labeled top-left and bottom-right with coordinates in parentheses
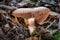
top-left (12, 7), bottom-right (50, 24)
top-left (12, 8), bottom-right (32, 18)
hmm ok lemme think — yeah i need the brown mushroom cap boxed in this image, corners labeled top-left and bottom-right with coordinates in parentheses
top-left (12, 8), bottom-right (33, 18)
top-left (12, 7), bottom-right (50, 24)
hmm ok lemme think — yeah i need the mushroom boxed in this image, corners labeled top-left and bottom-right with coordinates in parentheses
top-left (12, 7), bottom-right (50, 25)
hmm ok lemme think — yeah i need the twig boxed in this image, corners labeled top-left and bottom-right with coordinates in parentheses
top-left (46, 20), bottom-right (56, 29)
top-left (0, 5), bottom-right (18, 10)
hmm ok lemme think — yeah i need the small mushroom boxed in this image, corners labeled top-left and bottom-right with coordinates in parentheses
top-left (12, 7), bottom-right (50, 25)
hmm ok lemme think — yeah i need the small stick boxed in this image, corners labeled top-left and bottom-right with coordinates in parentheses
top-left (46, 20), bottom-right (56, 29)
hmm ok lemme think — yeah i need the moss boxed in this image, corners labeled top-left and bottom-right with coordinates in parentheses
top-left (30, 0), bottom-right (37, 3)
top-left (53, 31), bottom-right (60, 40)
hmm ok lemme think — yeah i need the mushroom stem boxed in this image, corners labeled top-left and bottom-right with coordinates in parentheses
top-left (24, 18), bottom-right (28, 26)
top-left (28, 18), bottom-right (36, 35)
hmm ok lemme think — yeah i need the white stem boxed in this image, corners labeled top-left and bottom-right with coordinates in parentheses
top-left (28, 18), bottom-right (36, 34)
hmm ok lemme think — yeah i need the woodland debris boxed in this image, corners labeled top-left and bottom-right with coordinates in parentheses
top-left (46, 20), bottom-right (56, 29)
top-left (58, 15), bottom-right (60, 30)
top-left (25, 37), bottom-right (38, 40)
top-left (0, 0), bottom-right (60, 40)
top-left (0, 5), bottom-right (18, 10)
